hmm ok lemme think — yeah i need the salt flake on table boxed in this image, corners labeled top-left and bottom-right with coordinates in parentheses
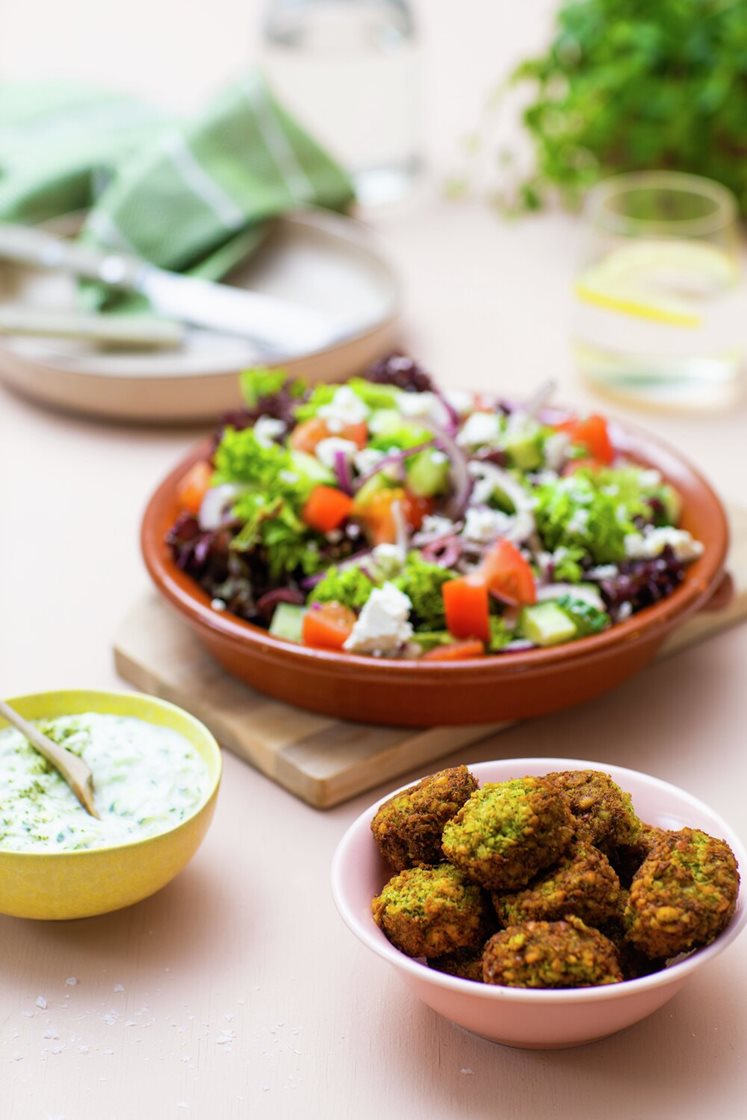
top-left (114, 984), bottom-right (125, 992)
top-left (65, 977), bottom-right (78, 987)
top-left (35, 996), bottom-right (47, 1009)
top-left (216, 1029), bottom-right (235, 1045)
top-left (42, 1027), bottom-right (59, 1040)
top-left (102, 1010), bottom-right (119, 1026)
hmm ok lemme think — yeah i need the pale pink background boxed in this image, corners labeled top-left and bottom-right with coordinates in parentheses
top-left (1, 2), bottom-right (746, 1118)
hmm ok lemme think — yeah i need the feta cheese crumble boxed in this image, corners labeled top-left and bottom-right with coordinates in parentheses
top-left (252, 417), bottom-right (286, 448)
top-left (314, 437), bottom-right (358, 471)
top-left (343, 583), bottom-right (413, 656)
top-left (462, 507), bottom-right (512, 544)
top-left (456, 412), bottom-right (501, 448)
top-left (318, 386), bottom-right (369, 431)
top-left (624, 527), bottom-right (704, 562)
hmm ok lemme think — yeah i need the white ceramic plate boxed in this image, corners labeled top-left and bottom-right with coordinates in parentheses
top-left (0, 209), bottom-right (400, 423)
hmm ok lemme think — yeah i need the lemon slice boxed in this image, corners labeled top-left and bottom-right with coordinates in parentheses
top-left (576, 240), bottom-right (738, 328)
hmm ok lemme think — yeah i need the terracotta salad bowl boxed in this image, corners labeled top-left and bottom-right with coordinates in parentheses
top-left (141, 396), bottom-right (728, 727)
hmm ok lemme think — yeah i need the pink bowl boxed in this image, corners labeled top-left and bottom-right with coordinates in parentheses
top-left (331, 758), bottom-right (746, 1049)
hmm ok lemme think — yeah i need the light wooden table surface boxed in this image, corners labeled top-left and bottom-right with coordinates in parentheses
top-left (2, 3), bottom-right (747, 1118)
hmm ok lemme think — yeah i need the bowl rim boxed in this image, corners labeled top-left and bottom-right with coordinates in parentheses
top-left (0, 688), bottom-right (222, 859)
top-left (141, 412), bottom-right (729, 679)
top-left (330, 757), bottom-right (747, 1005)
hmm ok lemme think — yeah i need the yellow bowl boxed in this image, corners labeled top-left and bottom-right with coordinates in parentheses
top-left (0, 689), bottom-right (222, 920)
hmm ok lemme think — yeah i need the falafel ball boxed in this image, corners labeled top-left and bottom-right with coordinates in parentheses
top-left (370, 766), bottom-right (478, 871)
top-left (441, 777), bottom-right (574, 891)
top-left (429, 948), bottom-right (486, 983)
top-left (482, 917), bottom-right (623, 988)
top-left (545, 769), bottom-right (641, 850)
top-left (493, 842), bottom-right (622, 929)
top-left (624, 827), bottom-right (739, 959)
top-left (372, 863), bottom-right (490, 959)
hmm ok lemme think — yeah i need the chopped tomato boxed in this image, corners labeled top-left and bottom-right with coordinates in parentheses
top-left (481, 540), bottom-right (537, 606)
top-left (442, 575), bottom-right (491, 642)
top-left (290, 417), bottom-right (329, 454)
top-left (302, 486), bottom-right (354, 533)
top-left (402, 491), bottom-right (435, 531)
top-left (290, 417), bottom-right (368, 454)
top-left (557, 414), bottom-right (614, 465)
top-left (176, 460), bottom-right (213, 514)
top-left (302, 601), bottom-right (356, 650)
top-left (422, 639), bottom-right (485, 661)
top-left (338, 421), bottom-right (368, 449)
top-left (356, 487), bottom-right (403, 545)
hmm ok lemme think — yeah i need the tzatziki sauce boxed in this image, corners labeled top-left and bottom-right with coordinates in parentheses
top-left (0, 713), bottom-right (210, 853)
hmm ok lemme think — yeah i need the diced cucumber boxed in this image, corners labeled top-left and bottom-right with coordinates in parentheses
top-left (504, 424), bottom-right (543, 471)
top-left (289, 450), bottom-right (334, 485)
top-left (519, 602), bottom-right (577, 647)
top-left (353, 472), bottom-right (391, 509)
top-left (269, 603), bottom-right (306, 643)
top-left (555, 595), bottom-right (610, 636)
top-left (368, 409), bottom-right (405, 436)
top-left (406, 449), bottom-right (450, 497)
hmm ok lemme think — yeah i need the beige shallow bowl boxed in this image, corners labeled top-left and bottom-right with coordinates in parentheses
top-left (0, 209), bottom-right (399, 423)
top-left (0, 689), bottom-right (222, 921)
top-left (331, 758), bottom-right (747, 1049)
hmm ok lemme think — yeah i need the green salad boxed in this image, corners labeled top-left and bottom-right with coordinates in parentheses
top-left (167, 355), bottom-right (702, 660)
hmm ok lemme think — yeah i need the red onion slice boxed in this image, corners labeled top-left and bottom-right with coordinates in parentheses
top-left (333, 450), bottom-right (354, 495)
top-left (354, 441), bottom-right (435, 491)
top-left (198, 483), bottom-right (245, 531)
top-left (432, 387), bottom-right (459, 435)
top-left (430, 425), bottom-right (472, 520)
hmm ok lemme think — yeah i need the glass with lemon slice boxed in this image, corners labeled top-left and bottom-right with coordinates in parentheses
top-left (573, 172), bottom-right (743, 409)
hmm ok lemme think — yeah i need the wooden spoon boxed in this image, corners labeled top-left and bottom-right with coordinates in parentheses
top-left (0, 699), bottom-right (99, 818)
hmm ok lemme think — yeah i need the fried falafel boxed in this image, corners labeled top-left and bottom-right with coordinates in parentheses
top-left (545, 769), bottom-right (641, 850)
top-left (372, 863), bottom-right (490, 958)
top-left (624, 827), bottom-right (739, 959)
top-left (493, 841), bottom-right (622, 929)
top-left (441, 777), bottom-right (574, 891)
top-left (371, 765), bottom-right (478, 871)
top-left (482, 917), bottom-right (623, 988)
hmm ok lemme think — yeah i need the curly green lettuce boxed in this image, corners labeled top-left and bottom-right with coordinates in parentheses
top-left (394, 553), bottom-right (456, 631)
top-left (214, 427), bottom-right (324, 580)
top-left (534, 469), bottom-right (645, 564)
top-left (310, 566), bottom-right (375, 612)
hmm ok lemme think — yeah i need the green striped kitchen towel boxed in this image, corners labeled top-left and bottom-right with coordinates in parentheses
top-left (0, 74), bottom-right (355, 308)
top-left (0, 82), bottom-right (169, 225)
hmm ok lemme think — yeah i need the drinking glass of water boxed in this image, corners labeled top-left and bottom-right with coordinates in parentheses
top-left (572, 171), bottom-right (743, 410)
top-left (261, 0), bottom-right (421, 206)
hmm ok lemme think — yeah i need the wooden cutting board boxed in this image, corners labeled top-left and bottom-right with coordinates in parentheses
top-left (114, 507), bottom-right (747, 809)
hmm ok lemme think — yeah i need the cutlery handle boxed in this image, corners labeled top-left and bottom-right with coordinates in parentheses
top-left (0, 223), bottom-right (143, 289)
top-left (0, 306), bottom-right (184, 349)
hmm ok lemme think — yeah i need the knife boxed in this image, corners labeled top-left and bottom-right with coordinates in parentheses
top-left (0, 222), bottom-right (343, 356)
top-left (0, 306), bottom-right (185, 349)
